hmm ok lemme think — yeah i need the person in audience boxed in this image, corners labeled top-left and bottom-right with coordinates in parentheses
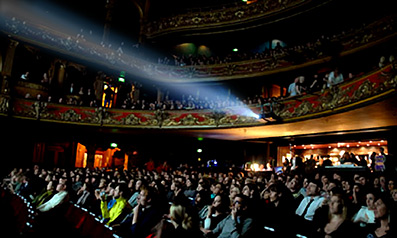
top-left (184, 177), bottom-right (198, 203)
top-left (261, 181), bottom-right (296, 237)
top-left (328, 67), bottom-right (344, 86)
top-left (32, 180), bottom-right (57, 207)
top-left (36, 180), bottom-right (70, 212)
top-left (75, 181), bottom-right (95, 210)
top-left (315, 193), bottom-right (354, 237)
top-left (352, 188), bottom-right (379, 236)
top-left (364, 193), bottom-right (395, 237)
top-left (202, 194), bottom-right (256, 238)
top-left (169, 203), bottom-right (203, 238)
top-left (118, 186), bottom-right (166, 238)
top-left (200, 194), bottom-right (230, 231)
top-left (288, 77), bottom-right (299, 97)
top-left (295, 179), bottom-right (325, 237)
top-left (128, 178), bottom-right (145, 208)
top-left (296, 76), bottom-right (307, 95)
top-left (196, 190), bottom-right (213, 223)
top-left (100, 182), bottom-right (130, 226)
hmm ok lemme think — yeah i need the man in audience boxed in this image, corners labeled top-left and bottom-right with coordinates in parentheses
top-left (100, 182), bottom-right (130, 226)
top-left (118, 187), bottom-right (164, 238)
top-left (36, 180), bottom-right (70, 212)
top-left (295, 179), bottom-right (325, 237)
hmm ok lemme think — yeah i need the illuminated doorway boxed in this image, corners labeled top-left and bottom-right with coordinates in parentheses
top-left (102, 84), bottom-right (118, 108)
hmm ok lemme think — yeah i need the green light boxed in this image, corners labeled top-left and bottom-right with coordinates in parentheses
top-left (233, 48), bottom-right (238, 52)
top-left (198, 137), bottom-right (203, 141)
top-left (197, 149), bottom-right (202, 153)
top-left (118, 77), bottom-right (125, 82)
top-left (110, 143), bottom-right (118, 148)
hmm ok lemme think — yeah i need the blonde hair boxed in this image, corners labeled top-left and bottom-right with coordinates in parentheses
top-left (169, 204), bottom-right (193, 230)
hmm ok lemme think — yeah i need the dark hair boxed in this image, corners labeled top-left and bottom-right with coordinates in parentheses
top-left (117, 182), bottom-right (129, 198)
top-left (215, 194), bottom-right (232, 214)
top-left (197, 190), bottom-right (212, 206)
top-left (234, 194), bottom-right (249, 206)
top-left (308, 178), bottom-right (323, 191)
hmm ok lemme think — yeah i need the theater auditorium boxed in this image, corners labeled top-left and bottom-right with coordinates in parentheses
top-left (0, 0), bottom-right (396, 237)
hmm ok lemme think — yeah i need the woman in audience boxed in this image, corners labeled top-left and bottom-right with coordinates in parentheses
top-left (315, 193), bottom-right (354, 237)
top-left (200, 194), bottom-right (230, 231)
top-left (364, 193), bottom-right (394, 237)
top-left (352, 189), bottom-right (378, 230)
top-left (169, 203), bottom-right (203, 238)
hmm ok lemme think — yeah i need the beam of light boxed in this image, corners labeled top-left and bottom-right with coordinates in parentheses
top-left (0, 1), bottom-right (262, 120)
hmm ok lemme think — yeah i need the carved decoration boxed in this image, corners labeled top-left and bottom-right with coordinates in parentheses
top-left (60, 109), bottom-right (81, 122)
top-left (32, 101), bottom-right (48, 120)
top-left (0, 96), bottom-right (9, 113)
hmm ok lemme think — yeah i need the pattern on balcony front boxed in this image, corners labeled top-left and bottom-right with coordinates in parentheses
top-left (2, 64), bottom-right (396, 128)
top-left (144, 0), bottom-right (313, 38)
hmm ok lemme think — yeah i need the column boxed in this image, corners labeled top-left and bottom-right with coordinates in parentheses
top-left (1, 40), bottom-right (19, 95)
top-left (86, 143), bottom-right (97, 169)
top-left (102, 0), bottom-right (116, 44)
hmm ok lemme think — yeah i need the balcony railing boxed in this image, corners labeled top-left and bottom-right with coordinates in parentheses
top-left (1, 64), bottom-right (396, 129)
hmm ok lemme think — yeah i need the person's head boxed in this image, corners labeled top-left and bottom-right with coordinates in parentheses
top-left (169, 204), bottom-right (194, 230)
top-left (373, 177), bottom-right (380, 187)
top-left (195, 190), bottom-right (211, 208)
top-left (47, 180), bottom-right (56, 191)
top-left (138, 187), bottom-right (155, 207)
top-left (388, 179), bottom-right (394, 191)
top-left (242, 183), bottom-right (259, 199)
top-left (114, 183), bottom-right (128, 199)
top-left (135, 179), bottom-right (143, 191)
top-left (359, 176), bottom-right (367, 186)
top-left (306, 180), bottom-right (322, 197)
top-left (232, 194), bottom-right (249, 215)
top-left (212, 194), bottom-right (231, 214)
top-left (268, 181), bottom-right (287, 203)
top-left (328, 193), bottom-right (347, 219)
top-left (365, 191), bottom-right (378, 210)
top-left (374, 193), bottom-right (391, 220)
top-left (56, 182), bottom-right (67, 192)
top-left (287, 177), bottom-right (301, 192)
top-left (391, 189), bottom-right (397, 202)
top-left (229, 185), bottom-right (240, 200)
top-left (211, 183), bottom-right (223, 196)
top-left (342, 179), bottom-right (352, 191)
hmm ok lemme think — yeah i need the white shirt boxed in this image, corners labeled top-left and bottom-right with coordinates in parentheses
top-left (37, 191), bottom-right (68, 212)
top-left (295, 195), bottom-right (324, 221)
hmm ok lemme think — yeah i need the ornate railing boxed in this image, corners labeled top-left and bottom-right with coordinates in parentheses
top-left (1, 64), bottom-right (396, 128)
top-left (144, 0), bottom-right (315, 38)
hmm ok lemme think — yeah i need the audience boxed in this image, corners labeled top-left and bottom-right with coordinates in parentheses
top-left (1, 152), bottom-right (396, 238)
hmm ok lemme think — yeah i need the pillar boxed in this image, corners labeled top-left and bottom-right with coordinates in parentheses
top-left (57, 63), bottom-right (66, 89)
top-left (86, 143), bottom-right (97, 169)
top-left (1, 39), bottom-right (19, 95)
top-left (102, 0), bottom-right (116, 44)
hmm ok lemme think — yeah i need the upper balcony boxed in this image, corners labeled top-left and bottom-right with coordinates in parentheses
top-left (144, 0), bottom-right (326, 39)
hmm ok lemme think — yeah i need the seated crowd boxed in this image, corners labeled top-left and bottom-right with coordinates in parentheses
top-left (2, 154), bottom-right (396, 238)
